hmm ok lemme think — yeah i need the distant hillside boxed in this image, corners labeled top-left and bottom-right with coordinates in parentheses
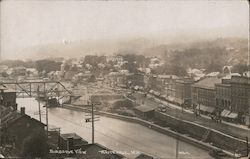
top-left (15, 37), bottom-right (248, 72)
top-left (143, 37), bottom-right (248, 71)
top-left (16, 38), bottom-right (156, 60)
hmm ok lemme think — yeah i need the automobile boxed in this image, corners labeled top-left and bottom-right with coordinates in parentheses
top-left (161, 107), bottom-right (166, 112)
top-left (209, 149), bottom-right (228, 159)
top-left (158, 104), bottom-right (167, 112)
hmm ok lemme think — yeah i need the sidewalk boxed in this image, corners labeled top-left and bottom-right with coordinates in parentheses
top-left (133, 91), bottom-right (250, 140)
top-left (145, 92), bottom-right (250, 131)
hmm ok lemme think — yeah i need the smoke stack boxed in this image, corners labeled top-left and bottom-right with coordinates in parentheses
top-left (67, 137), bottom-right (74, 150)
top-left (20, 107), bottom-right (25, 115)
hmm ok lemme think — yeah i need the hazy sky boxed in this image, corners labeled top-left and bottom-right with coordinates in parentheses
top-left (0, 0), bottom-right (249, 59)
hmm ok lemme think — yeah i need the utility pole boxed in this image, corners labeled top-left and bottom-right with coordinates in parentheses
top-left (0, 115), bottom-right (1, 147)
top-left (176, 137), bottom-right (179, 159)
top-left (246, 137), bottom-right (249, 157)
top-left (175, 108), bottom-right (179, 159)
top-left (37, 86), bottom-right (42, 122)
top-left (46, 95), bottom-right (49, 137)
top-left (181, 88), bottom-right (184, 113)
top-left (91, 103), bottom-right (94, 144)
top-left (248, 2), bottom-right (250, 77)
top-left (43, 83), bottom-right (49, 137)
top-left (85, 101), bottom-right (101, 144)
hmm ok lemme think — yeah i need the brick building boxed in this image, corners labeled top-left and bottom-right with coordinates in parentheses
top-left (215, 79), bottom-right (232, 111)
top-left (145, 74), bottom-right (178, 94)
top-left (174, 78), bottom-right (194, 107)
top-left (215, 78), bottom-right (235, 121)
top-left (230, 76), bottom-right (250, 124)
top-left (192, 77), bottom-right (222, 115)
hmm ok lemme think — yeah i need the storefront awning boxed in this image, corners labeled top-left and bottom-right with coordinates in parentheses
top-left (227, 112), bottom-right (238, 119)
top-left (221, 109), bottom-right (231, 117)
top-left (198, 105), bottom-right (207, 111)
top-left (175, 98), bottom-right (183, 104)
top-left (168, 96), bottom-right (175, 102)
top-left (198, 105), bottom-right (215, 113)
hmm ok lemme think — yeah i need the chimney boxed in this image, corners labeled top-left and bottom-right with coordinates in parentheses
top-left (13, 103), bottom-right (18, 111)
top-left (20, 107), bottom-right (25, 115)
top-left (67, 137), bottom-right (74, 150)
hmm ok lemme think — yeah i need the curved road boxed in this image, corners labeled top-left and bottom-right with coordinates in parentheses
top-left (17, 98), bottom-right (212, 159)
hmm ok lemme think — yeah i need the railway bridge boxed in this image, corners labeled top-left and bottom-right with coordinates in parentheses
top-left (0, 80), bottom-right (73, 100)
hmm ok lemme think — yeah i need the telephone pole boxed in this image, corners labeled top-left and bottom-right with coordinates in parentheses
top-left (175, 107), bottom-right (179, 159)
top-left (248, 1), bottom-right (250, 77)
top-left (91, 103), bottom-right (94, 144)
top-left (37, 86), bottom-right (42, 122)
top-left (85, 101), bottom-right (101, 144)
top-left (43, 82), bottom-right (49, 137)
top-left (46, 95), bottom-right (49, 137)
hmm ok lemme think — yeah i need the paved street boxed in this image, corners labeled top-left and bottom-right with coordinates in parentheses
top-left (133, 92), bottom-right (250, 140)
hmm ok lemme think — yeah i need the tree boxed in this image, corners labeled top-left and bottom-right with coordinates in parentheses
top-left (22, 131), bottom-right (49, 158)
top-left (1, 72), bottom-right (8, 77)
top-left (121, 54), bottom-right (142, 73)
top-left (231, 64), bottom-right (249, 75)
top-left (35, 59), bottom-right (62, 74)
top-left (87, 75), bottom-right (96, 83)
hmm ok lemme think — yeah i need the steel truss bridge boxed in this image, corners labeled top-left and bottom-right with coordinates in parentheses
top-left (0, 81), bottom-right (73, 99)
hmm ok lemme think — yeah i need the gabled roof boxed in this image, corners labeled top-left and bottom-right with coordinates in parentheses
top-left (136, 153), bottom-right (154, 159)
top-left (135, 105), bottom-right (156, 112)
top-left (80, 143), bottom-right (124, 158)
top-left (60, 133), bottom-right (82, 140)
top-left (0, 106), bottom-right (46, 129)
top-left (4, 114), bottom-right (46, 129)
top-left (193, 77), bottom-right (222, 90)
top-left (157, 74), bottom-right (179, 79)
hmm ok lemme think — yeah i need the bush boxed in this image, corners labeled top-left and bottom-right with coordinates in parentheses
top-left (112, 99), bottom-right (134, 110)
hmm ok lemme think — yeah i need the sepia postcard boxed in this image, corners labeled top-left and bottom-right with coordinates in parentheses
top-left (0, 0), bottom-right (249, 158)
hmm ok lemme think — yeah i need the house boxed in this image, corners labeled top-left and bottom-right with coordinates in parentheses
top-left (0, 90), bottom-right (16, 106)
top-left (0, 107), bottom-right (46, 149)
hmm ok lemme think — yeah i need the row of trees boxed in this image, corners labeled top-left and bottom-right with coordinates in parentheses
top-left (0, 49), bottom-right (249, 77)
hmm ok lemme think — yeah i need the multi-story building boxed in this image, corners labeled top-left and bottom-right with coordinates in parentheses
top-left (174, 78), bottom-right (194, 107)
top-left (106, 72), bottom-right (128, 88)
top-left (230, 76), bottom-right (250, 124)
top-left (215, 79), bottom-right (232, 110)
top-left (145, 74), bottom-right (178, 94)
top-left (215, 78), bottom-right (232, 118)
top-left (192, 77), bottom-right (222, 115)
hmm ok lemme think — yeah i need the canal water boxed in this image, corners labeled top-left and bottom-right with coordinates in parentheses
top-left (17, 98), bottom-right (213, 159)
